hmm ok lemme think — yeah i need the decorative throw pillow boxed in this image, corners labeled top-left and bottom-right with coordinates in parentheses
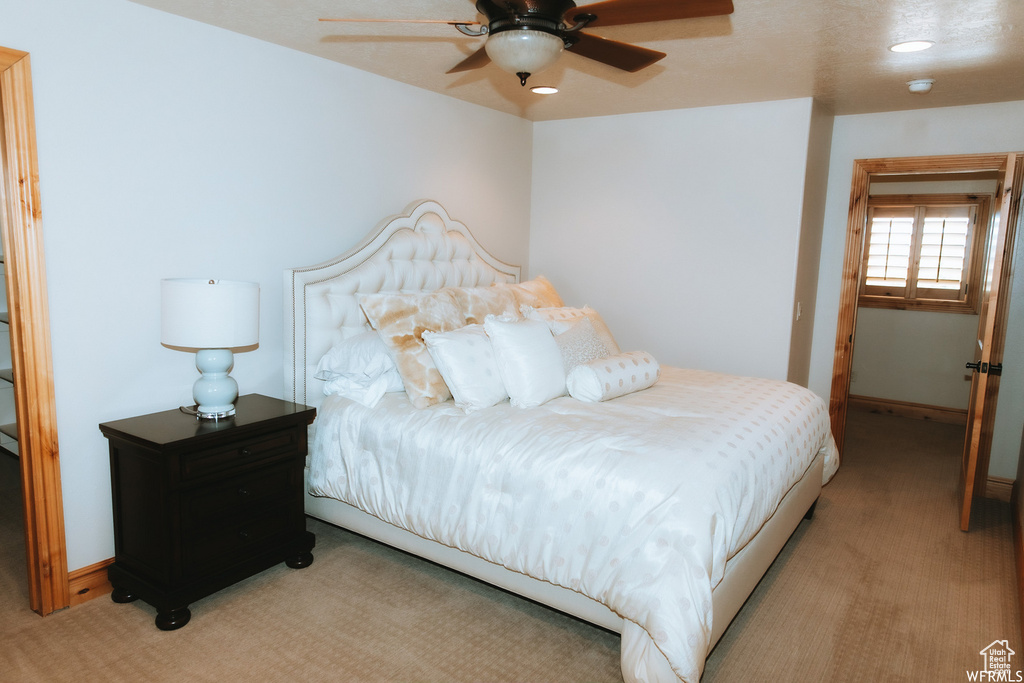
top-left (523, 305), bottom-right (621, 355)
top-left (314, 330), bottom-right (404, 406)
top-left (483, 315), bottom-right (566, 409)
top-left (423, 324), bottom-right (507, 412)
top-left (493, 275), bottom-right (564, 310)
top-left (566, 351), bottom-right (661, 402)
top-left (552, 317), bottom-right (610, 373)
top-left (443, 285), bottom-right (519, 325)
top-left (359, 289), bottom-right (464, 409)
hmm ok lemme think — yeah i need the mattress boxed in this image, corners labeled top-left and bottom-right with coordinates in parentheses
top-left (308, 366), bottom-right (839, 682)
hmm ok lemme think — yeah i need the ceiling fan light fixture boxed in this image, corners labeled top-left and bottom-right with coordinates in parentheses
top-left (485, 30), bottom-right (564, 85)
top-left (907, 78), bottom-right (935, 94)
top-left (531, 85), bottom-right (559, 95)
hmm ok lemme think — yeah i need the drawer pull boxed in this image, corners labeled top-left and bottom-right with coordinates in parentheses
top-left (237, 487), bottom-right (250, 497)
top-left (241, 447), bottom-right (251, 456)
top-left (238, 530), bottom-right (250, 540)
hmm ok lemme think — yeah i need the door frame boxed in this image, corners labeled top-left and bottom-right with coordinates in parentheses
top-left (829, 153), bottom-right (1020, 467)
top-left (0, 47), bottom-right (68, 615)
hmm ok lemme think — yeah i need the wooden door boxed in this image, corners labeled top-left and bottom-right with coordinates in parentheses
top-left (959, 153), bottom-right (1021, 531)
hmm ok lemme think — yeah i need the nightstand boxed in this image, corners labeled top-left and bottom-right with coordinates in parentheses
top-left (99, 393), bottom-right (316, 630)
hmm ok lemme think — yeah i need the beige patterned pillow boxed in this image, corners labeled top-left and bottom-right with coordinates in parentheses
top-left (523, 305), bottom-right (620, 354)
top-left (443, 285), bottom-right (519, 325)
top-left (553, 317), bottom-right (610, 373)
top-left (566, 351), bottom-right (661, 402)
top-left (493, 275), bottom-right (564, 310)
top-left (359, 290), bottom-right (464, 408)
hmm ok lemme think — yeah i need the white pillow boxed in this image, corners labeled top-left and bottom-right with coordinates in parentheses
top-left (566, 351), bottom-right (661, 402)
top-left (553, 317), bottom-right (610, 373)
top-left (523, 306), bottom-right (621, 354)
top-left (314, 331), bottom-right (404, 406)
top-left (423, 325), bottom-right (507, 413)
top-left (483, 315), bottom-right (566, 409)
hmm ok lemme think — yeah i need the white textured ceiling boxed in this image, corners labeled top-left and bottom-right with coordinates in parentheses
top-left (129, 0), bottom-right (1024, 121)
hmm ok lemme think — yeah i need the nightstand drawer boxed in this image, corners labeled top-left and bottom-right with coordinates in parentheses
top-left (183, 462), bottom-right (293, 528)
top-left (183, 502), bottom-right (292, 576)
top-left (181, 429), bottom-right (298, 480)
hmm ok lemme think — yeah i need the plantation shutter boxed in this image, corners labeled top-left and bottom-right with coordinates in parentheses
top-left (859, 195), bottom-right (985, 313)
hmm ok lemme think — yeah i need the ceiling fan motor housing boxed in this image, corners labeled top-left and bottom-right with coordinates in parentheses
top-left (474, 0), bottom-right (577, 39)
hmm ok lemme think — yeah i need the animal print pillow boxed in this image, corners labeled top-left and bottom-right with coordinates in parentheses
top-left (359, 289), bottom-right (464, 408)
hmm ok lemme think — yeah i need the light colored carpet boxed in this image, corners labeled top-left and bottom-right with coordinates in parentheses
top-left (701, 410), bottom-right (1018, 681)
top-left (0, 410), bottom-right (1017, 682)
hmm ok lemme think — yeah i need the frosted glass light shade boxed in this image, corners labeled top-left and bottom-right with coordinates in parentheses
top-left (161, 279), bottom-right (259, 349)
top-left (485, 30), bottom-right (563, 76)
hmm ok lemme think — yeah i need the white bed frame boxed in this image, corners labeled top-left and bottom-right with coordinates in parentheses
top-left (284, 199), bottom-right (822, 663)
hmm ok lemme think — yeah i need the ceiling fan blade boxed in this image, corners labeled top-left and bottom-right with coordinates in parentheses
top-left (566, 32), bottom-right (666, 72)
top-left (568, 0), bottom-right (733, 28)
top-left (447, 45), bottom-right (492, 74)
top-left (318, 18), bottom-right (481, 27)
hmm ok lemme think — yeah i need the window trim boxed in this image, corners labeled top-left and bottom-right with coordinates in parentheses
top-left (858, 193), bottom-right (991, 314)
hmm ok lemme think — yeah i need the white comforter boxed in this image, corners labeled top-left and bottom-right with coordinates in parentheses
top-left (309, 367), bottom-right (839, 682)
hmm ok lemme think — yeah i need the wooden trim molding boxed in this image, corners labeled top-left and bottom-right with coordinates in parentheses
top-left (68, 558), bottom-right (113, 607)
top-left (847, 395), bottom-right (968, 425)
top-left (0, 47), bottom-right (68, 615)
top-left (1012, 480), bottom-right (1024, 640)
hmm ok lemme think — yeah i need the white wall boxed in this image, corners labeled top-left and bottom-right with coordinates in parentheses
top-left (808, 101), bottom-right (1024, 479)
top-left (993, 215), bottom-right (1024, 480)
top-left (850, 308), bottom-right (978, 408)
top-left (529, 98), bottom-right (818, 381)
top-left (1, 0), bottom-right (533, 571)
top-left (787, 100), bottom-right (834, 387)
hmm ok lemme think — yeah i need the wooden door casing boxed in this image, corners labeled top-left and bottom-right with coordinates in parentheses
top-left (0, 46), bottom-right (67, 614)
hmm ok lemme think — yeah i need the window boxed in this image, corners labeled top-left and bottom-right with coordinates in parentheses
top-left (859, 194), bottom-right (990, 313)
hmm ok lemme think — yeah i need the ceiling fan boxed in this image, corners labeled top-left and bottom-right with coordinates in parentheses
top-left (320, 0), bottom-right (735, 86)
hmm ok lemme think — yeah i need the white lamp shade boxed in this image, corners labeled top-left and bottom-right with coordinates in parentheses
top-left (161, 279), bottom-right (260, 349)
top-left (485, 30), bottom-right (563, 75)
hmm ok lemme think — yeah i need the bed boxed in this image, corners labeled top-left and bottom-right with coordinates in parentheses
top-left (284, 200), bottom-right (839, 682)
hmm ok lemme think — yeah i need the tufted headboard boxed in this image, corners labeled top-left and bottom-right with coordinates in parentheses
top-left (284, 200), bottom-right (521, 410)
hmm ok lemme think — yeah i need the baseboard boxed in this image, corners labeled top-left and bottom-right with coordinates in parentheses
top-left (68, 558), bottom-right (113, 607)
top-left (848, 395), bottom-right (968, 426)
top-left (987, 476), bottom-right (1013, 503)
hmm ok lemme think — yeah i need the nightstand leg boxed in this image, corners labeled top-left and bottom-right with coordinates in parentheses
top-left (155, 606), bottom-right (192, 631)
top-left (286, 551), bottom-right (314, 569)
top-left (110, 585), bottom-right (138, 603)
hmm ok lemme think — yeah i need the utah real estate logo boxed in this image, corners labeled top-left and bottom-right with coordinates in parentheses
top-left (970, 640), bottom-right (1021, 681)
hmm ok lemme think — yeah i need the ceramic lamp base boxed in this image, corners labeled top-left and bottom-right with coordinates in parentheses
top-left (192, 348), bottom-right (238, 419)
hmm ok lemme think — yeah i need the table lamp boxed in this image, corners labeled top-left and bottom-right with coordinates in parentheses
top-left (160, 278), bottom-right (259, 419)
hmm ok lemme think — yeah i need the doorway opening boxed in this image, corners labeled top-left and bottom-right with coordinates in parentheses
top-left (829, 153), bottom-right (1022, 531)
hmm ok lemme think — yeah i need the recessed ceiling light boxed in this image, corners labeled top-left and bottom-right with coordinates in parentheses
top-left (890, 40), bottom-right (934, 53)
top-left (530, 86), bottom-right (558, 95)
